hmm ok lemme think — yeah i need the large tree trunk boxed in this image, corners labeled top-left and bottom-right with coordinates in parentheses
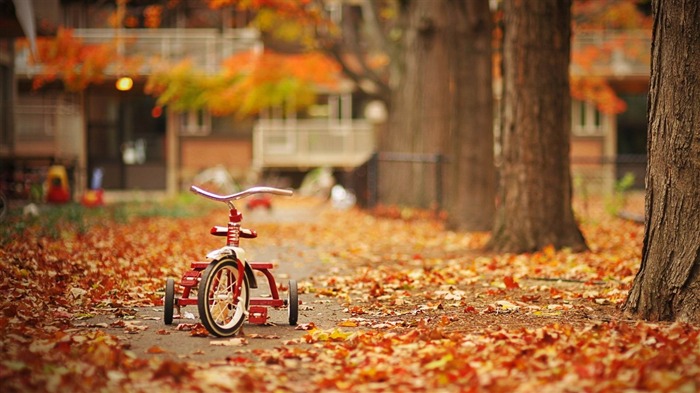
top-left (491, 0), bottom-right (587, 253)
top-left (623, 0), bottom-right (700, 323)
top-left (379, 0), bottom-right (495, 230)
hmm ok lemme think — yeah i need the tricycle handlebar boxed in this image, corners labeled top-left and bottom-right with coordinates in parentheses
top-left (190, 185), bottom-right (293, 203)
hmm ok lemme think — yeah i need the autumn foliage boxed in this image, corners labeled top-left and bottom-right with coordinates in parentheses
top-left (144, 49), bottom-right (340, 116)
top-left (22, 0), bottom-right (652, 118)
top-left (28, 28), bottom-right (114, 91)
top-left (1, 195), bottom-right (700, 391)
top-left (570, 0), bottom-right (653, 114)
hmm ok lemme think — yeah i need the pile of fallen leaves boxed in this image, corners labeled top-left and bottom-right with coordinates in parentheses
top-left (2, 195), bottom-right (699, 392)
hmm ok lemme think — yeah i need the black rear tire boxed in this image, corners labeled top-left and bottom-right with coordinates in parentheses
top-left (164, 278), bottom-right (175, 325)
top-left (288, 279), bottom-right (298, 325)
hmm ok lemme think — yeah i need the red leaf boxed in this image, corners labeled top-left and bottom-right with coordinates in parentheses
top-left (504, 276), bottom-right (520, 289)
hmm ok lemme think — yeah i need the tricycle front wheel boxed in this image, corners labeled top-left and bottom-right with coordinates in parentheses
top-left (197, 257), bottom-right (250, 337)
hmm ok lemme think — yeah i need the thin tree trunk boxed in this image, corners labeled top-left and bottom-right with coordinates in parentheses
top-left (623, 0), bottom-right (700, 323)
top-left (491, 0), bottom-right (587, 253)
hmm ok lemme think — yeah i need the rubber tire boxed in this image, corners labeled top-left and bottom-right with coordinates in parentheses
top-left (197, 258), bottom-right (250, 337)
top-left (288, 279), bottom-right (298, 325)
top-left (164, 278), bottom-right (175, 325)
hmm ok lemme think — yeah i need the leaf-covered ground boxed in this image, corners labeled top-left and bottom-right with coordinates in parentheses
top-left (1, 194), bottom-right (699, 392)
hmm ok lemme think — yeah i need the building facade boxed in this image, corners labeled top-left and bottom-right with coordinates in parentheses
top-left (2, 1), bottom-right (649, 200)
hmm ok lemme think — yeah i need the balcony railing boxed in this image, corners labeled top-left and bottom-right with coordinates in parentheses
top-left (15, 28), bottom-right (261, 76)
top-left (253, 119), bottom-right (375, 169)
top-left (15, 28), bottom-right (650, 79)
top-left (571, 30), bottom-right (651, 77)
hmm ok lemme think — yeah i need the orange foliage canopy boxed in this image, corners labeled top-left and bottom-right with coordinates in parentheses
top-left (24, 0), bottom-right (651, 118)
top-left (222, 50), bottom-right (339, 89)
top-left (208, 0), bottom-right (312, 16)
top-left (570, 77), bottom-right (627, 114)
top-left (573, 0), bottom-right (652, 30)
top-left (571, 0), bottom-right (652, 114)
top-left (29, 28), bottom-right (115, 91)
top-left (145, 49), bottom-right (341, 117)
top-left (26, 27), bottom-right (143, 92)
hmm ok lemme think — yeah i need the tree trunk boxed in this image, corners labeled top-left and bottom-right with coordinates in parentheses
top-left (491, 0), bottom-right (587, 253)
top-left (623, 0), bottom-right (700, 323)
top-left (443, 1), bottom-right (495, 231)
top-left (379, 0), bottom-right (495, 230)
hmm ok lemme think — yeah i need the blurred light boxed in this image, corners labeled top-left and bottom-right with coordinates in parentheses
top-left (364, 100), bottom-right (387, 124)
top-left (151, 106), bottom-right (162, 118)
top-left (116, 77), bottom-right (133, 91)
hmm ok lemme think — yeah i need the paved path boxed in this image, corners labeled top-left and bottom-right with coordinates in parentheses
top-left (79, 201), bottom-right (350, 362)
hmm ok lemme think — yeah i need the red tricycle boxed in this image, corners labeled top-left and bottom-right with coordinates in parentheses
top-left (163, 185), bottom-right (298, 337)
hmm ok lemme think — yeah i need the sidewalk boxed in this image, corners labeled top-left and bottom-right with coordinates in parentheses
top-left (77, 197), bottom-right (350, 361)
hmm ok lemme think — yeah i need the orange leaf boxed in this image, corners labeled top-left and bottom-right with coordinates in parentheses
top-left (146, 345), bottom-right (167, 354)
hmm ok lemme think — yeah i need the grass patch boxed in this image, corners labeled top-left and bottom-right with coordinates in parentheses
top-left (0, 192), bottom-right (213, 245)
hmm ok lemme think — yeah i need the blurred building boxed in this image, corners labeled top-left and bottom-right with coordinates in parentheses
top-left (569, 30), bottom-right (650, 193)
top-left (4, 0), bottom-right (373, 198)
top-left (2, 1), bottom-right (648, 198)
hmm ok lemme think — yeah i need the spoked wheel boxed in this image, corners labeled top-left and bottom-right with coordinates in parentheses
top-left (164, 278), bottom-right (175, 325)
top-left (197, 257), bottom-right (250, 337)
top-left (288, 279), bottom-right (298, 325)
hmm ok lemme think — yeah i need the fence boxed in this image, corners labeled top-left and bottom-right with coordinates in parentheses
top-left (346, 153), bottom-right (646, 209)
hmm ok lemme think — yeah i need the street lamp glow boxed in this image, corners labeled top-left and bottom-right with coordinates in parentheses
top-left (116, 77), bottom-right (133, 91)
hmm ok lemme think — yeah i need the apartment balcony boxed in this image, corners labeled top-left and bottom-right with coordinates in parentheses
top-left (14, 27), bottom-right (262, 76)
top-left (571, 30), bottom-right (651, 78)
top-left (13, 27), bottom-right (650, 79)
top-left (253, 119), bottom-right (375, 169)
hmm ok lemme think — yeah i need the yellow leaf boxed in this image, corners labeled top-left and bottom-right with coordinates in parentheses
top-left (338, 320), bottom-right (358, 327)
top-left (425, 354), bottom-right (454, 370)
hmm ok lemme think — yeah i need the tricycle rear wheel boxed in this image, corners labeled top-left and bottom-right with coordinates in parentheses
top-left (288, 279), bottom-right (298, 325)
top-left (164, 278), bottom-right (175, 325)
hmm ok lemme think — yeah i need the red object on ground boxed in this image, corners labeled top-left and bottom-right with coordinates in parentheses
top-left (246, 195), bottom-right (272, 210)
top-left (81, 189), bottom-right (104, 207)
top-left (46, 185), bottom-right (70, 204)
top-left (45, 165), bottom-right (71, 204)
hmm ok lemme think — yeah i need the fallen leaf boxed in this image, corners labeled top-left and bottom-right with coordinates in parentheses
top-left (147, 345), bottom-right (167, 354)
top-left (295, 322), bottom-right (317, 331)
top-left (210, 338), bottom-right (248, 346)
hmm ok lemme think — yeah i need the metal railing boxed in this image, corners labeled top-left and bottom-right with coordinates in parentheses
top-left (571, 30), bottom-right (651, 77)
top-left (252, 119), bottom-right (375, 169)
top-left (15, 28), bottom-right (261, 76)
top-left (15, 28), bottom-right (650, 78)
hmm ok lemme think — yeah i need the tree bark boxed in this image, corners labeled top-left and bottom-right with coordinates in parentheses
top-left (379, 0), bottom-right (495, 230)
top-left (623, 0), bottom-right (700, 323)
top-left (443, 1), bottom-right (495, 231)
top-left (491, 0), bottom-right (587, 253)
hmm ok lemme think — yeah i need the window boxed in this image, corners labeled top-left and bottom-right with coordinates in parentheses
top-left (180, 109), bottom-right (211, 136)
top-left (572, 100), bottom-right (605, 136)
top-left (15, 94), bottom-right (78, 141)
